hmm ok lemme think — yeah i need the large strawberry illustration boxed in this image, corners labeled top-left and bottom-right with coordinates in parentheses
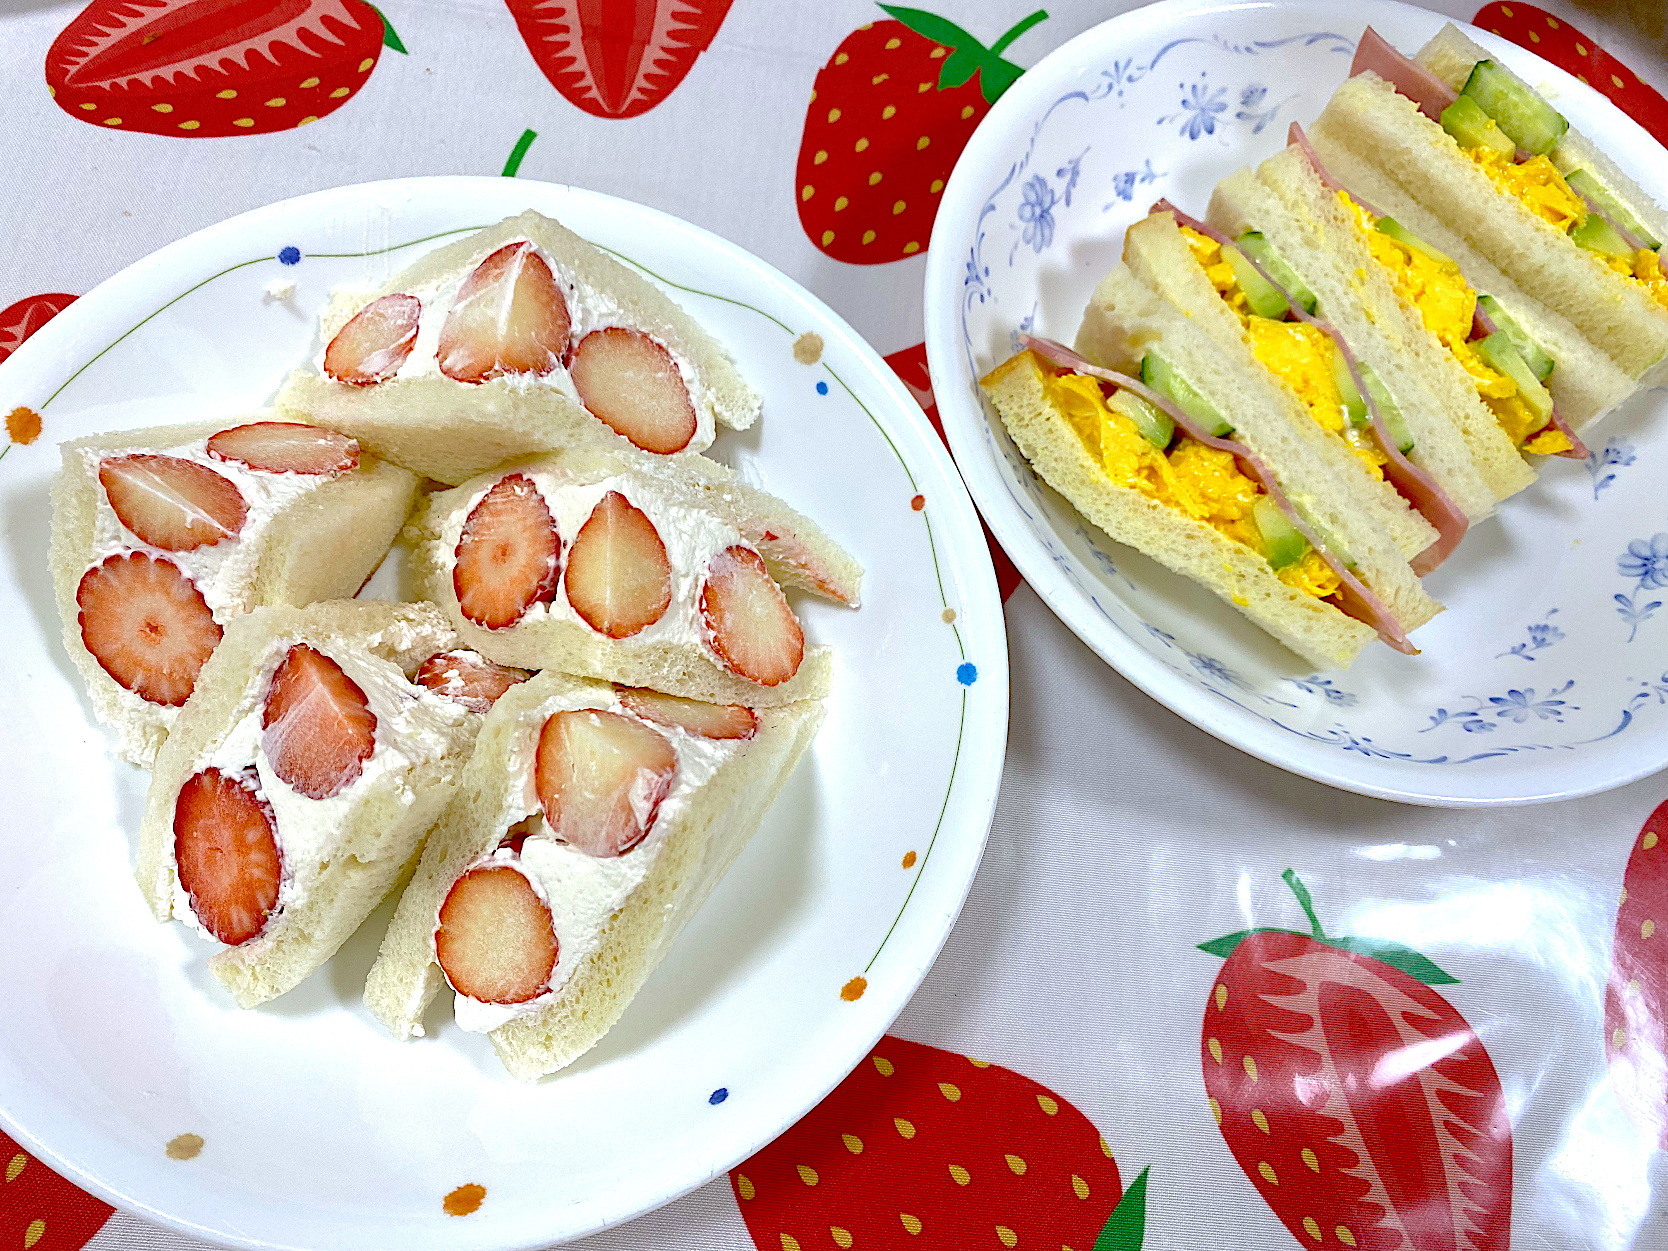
top-left (1, 1128), bottom-right (113, 1251)
top-left (45, 0), bottom-right (401, 139)
top-left (796, 6), bottom-right (1047, 265)
top-left (1605, 799), bottom-right (1668, 1146)
top-left (731, 1034), bottom-right (1149, 1249)
top-left (1200, 870), bottom-right (1511, 1251)
top-left (1473, 4), bottom-right (1668, 148)
top-left (0, 294), bottom-right (76, 366)
top-left (505, 0), bottom-right (734, 120)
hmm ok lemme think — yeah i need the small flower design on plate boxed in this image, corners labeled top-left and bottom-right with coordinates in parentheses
top-left (1496, 610), bottom-right (1564, 661)
top-left (1616, 533), bottom-right (1668, 642)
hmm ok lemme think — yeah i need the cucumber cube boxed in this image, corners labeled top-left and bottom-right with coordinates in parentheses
top-left (1460, 59), bottom-right (1568, 156)
top-left (1475, 331), bottom-right (1553, 425)
top-left (1566, 169), bottom-right (1660, 250)
top-left (1570, 211), bottom-right (1634, 260)
top-left (1254, 496), bottom-right (1309, 570)
top-left (1440, 94), bottom-right (1515, 156)
top-left (1328, 340), bottom-right (1368, 427)
top-left (1222, 242), bottom-right (1290, 319)
top-left (1357, 363), bottom-right (1415, 453)
top-left (1108, 388), bottom-right (1175, 450)
top-left (1235, 232), bottom-right (1318, 313)
top-left (1140, 351), bottom-right (1233, 436)
top-left (1476, 294), bottom-right (1554, 381)
top-left (1375, 218), bottom-right (1457, 267)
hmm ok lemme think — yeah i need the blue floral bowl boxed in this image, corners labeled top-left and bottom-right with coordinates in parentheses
top-left (924, 0), bottom-right (1668, 805)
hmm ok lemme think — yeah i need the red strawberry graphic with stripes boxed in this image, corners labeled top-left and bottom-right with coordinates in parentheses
top-left (505, 0), bottom-right (733, 120)
top-left (1472, 3), bottom-right (1668, 148)
top-left (1200, 870), bottom-right (1511, 1250)
top-left (1, 1129), bottom-right (113, 1251)
top-left (1605, 799), bottom-right (1668, 1146)
top-left (45, 0), bottom-right (400, 138)
top-left (796, 6), bottom-right (1047, 265)
top-left (731, 1034), bottom-right (1149, 1249)
top-left (0, 294), bottom-right (76, 365)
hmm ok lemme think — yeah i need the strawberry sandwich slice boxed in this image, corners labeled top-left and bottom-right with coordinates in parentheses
top-left (51, 416), bottom-right (419, 766)
top-left (134, 601), bottom-right (529, 1008)
top-left (365, 668), bottom-right (824, 1080)
top-left (275, 210), bottom-right (761, 485)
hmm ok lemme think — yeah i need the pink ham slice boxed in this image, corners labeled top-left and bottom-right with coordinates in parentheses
top-left (1350, 26), bottom-right (1457, 122)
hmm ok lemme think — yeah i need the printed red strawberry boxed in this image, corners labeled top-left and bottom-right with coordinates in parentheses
top-left (415, 649), bottom-right (533, 713)
top-left (0, 1127), bottom-right (113, 1251)
top-left (207, 422), bottom-right (360, 475)
top-left (173, 766), bottom-right (282, 946)
top-left (45, 0), bottom-right (401, 139)
top-left (505, 0), bottom-right (734, 120)
top-left (1605, 799), bottom-right (1668, 1146)
top-left (436, 864), bottom-right (559, 1003)
top-left (1473, 4), bottom-right (1668, 148)
top-left (535, 708), bottom-right (676, 857)
top-left (1200, 870), bottom-right (1510, 1251)
top-left (616, 685), bottom-right (757, 740)
top-left (454, 474), bottom-right (563, 629)
top-left (261, 644), bottom-right (377, 800)
top-left (99, 454), bottom-right (248, 551)
top-left (77, 553), bottom-right (222, 706)
top-left (796, 6), bottom-right (1046, 265)
top-left (0, 293), bottom-right (76, 365)
top-left (569, 328), bottom-right (698, 454)
top-left (564, 490), bottom-right (673, 638)
top-left (323, 293), bottom-right (422, 386)
top-left (732, 1034), bottom-right (1149, 1249)
top-left (700, 545), bottom-right (804, 686)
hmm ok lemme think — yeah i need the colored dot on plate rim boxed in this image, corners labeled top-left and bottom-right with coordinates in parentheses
top-left (815, 380), bottom-right (828, 395)
top-left (956, 662), bottom-right (977, 686)
top-left (709, 1087), bottom-right (729, 1105)
top-left (278, 246), bottom-right (301, 265)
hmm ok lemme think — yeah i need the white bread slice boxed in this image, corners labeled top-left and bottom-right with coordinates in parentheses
top-left (363, 669), bottom-right (824, 1081)
top-left (1077, 266), bottom-right (1441, 635)
top-left (1418, 23), bottom-right (1668, 250)
top-left (1209, 153), bottom-right (1531, 515)
top-left (406, 441), bottom-right (846, 705)
top-left (981, 350), bottom-right (1377, 669)
top-left (274, 210), bottom-right (761, 485)
top-left (1120, 209), bottom-right (1440, 557)
top-left (135, 600), bottom-right (480, 1008)
top-left (50, 418), bottom-right (419, 767)
top-left (1310, 72), bottom-right (1668, 380)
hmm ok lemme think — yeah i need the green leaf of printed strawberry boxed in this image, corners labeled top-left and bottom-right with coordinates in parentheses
top-left (1, 1129), bottom-right (113, 1251)
top-left (1606, 799), bottom-right (1668, 1146)
top-left (730, 1034), bottom-right (1147, 1249)
top-left (796, 6), bottom-right (1047, 265)
top-left (1200, 870), bottom-right (1511, 1250)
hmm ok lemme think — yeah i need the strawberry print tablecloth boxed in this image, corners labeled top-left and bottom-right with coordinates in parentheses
top-left (4, 2), bottom-right (1668, 1249)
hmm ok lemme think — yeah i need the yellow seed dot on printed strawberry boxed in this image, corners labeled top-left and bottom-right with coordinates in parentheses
top-left (931, 179), bottom-right (944, 192)
top-left (1207, 1037), bottom-right (1223, 1063)
top-left (831, 1229), bottom-right (853, 1249)
top-left (796, 1164), bottom-right (818, 1186)
top-left (1303, 1216), bottom-right (1322, 1241)
top-left (938, 1082), bottom-right (961, 1102)
top-left (894, 1117), bottom-right (915, 1138)
top-left (855, 137), bottom-right (869, 151)
top-left (299, 115), bottom-right (317, 124)
top-left (300, 76), bottom-right (319, 88)
top-left (178, 120), bottom-right (200, 129)
top-left (1336, 1227), bottom-right (1357, 1247)
top-left (835, 52), bottom-right (849, 64)
top-left (893, 200), bottom-right (906, 214)
top-left (1209, 1098), bottom-right (1222, 1123)
top-left (961, 104), bottom-right (974, 118)
top-left (918, 80), bottom-right (931, 91)
top-left (331, 86), bottom-right (350, 98)
top-left (357, 57), bottom-right (372, 70)
top-left (900, 1213), bottom-right (922, 1234)
top-left (883, 104), bottom-right (896, 118)
top-left (736, 1174), bottom-right (755, 1200)
top-left (103, 117), bottom-right (121, 125)
top-left (7, 1151), bottom-right (26, 1181)
top-left (862, 230), bottom-right (876, 244)
top-left (873, 1056), bottom-right (894, 1076)
top-left (827, 107), bottom-right (840, 122)
top-left (930, 45), bottom-right (945, 57)
top-left (78, 101), bottom-right (95, 109)
top-left (885, 37), bottom-right (901, 49)
top-left (152, 102), bottom-right (171, 112)
top-left (1615, 1027), bottom-right (1628, 1048)
top-left (25, 1218), bottom-right (45, 1248)
top-left (1243, 1055), bottom-right (1259, 1081)
top-left (917, 135), bottom-right (931, 150)
top-left (1301, 1147), bottom-right (1319, 1172)
top-left (233, 117), bottom-right (253, 126)
top-left (814, 149), bottom-right (827, 164)
top-left (997, 1226), bottom-right (1018, 1248)
top-left (1099, 1136), bottom-right (1112, 1158)
top-left (841, 1134), bottom-right (862, 1154)
top-left (217, 89), bottom-right (236, 98)
top-left (1004, 1153), bottom-right (1026, 1175)
top-left (834, 196), bottom-right (848, 211)
top-left (778, 1235), bottom-right (799, 1251)
top-left (948, 1163), bottom-right (970, 1185)
top-left (904, 241), bottom-right (920, 253)
top-left (1259, 1161), bottom-right (1278, 1185)
top-left (801, 185), bottom-right (814, 200)
top-left (821, 230), bottom-right (834, 245)
top-left (1037, 1094), bottom-right (1058, 1115)
top-left (869, 171), bottom-right (882, 185)
top-left (1647, 831), bottom-right (1660, 849)
top-left (1252, 1109), bottom-right (1269, 1134)
top-left (1072, 1173), bottom-right (1089, 1199)
top-left (871, 73), bottom-right (887, 85)
top-left (1215, 984), bottom-right (1228, 1009)
top-left (265, 96), bottom-right (285, 106)
top-left (1645, 920), bottom-right (1656, 938)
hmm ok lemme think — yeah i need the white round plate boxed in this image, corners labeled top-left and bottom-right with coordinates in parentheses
top-left (926, 0), bottom-right (1668, 807)
top-left (0, 177), bottom-right (1007, 1249)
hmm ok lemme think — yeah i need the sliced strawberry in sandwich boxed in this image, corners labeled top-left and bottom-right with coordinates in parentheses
top-left (535, 709), bottom-right (676, 857)
top-left (99, 453), bottom-right (247, 551)
top-left (207, 421), bottom-right (360, 475)
top-left (261, 644), bottom-right (377, 799)
top-left (564, 490), bottom-right (673, 638)
top-left (77, 552), bottom-right (222, 706)
top-left (569, 328), bottom-right (698, 454)
top-left (435, 865), bottom-right (559, 1003)
top-left (616, 685), bottom-right (758, 740)
top-left (415, 649), bottom-right (533, 712)
top-left (323, 292), bottom-right (421, 386)
top-left (437, 242), bottom-right (571, 384)
top-left (699, 545), bottom-right (804, 686)
top-left (453, 473), bottom-right (563, 628)
top-left (173, 766), bottom-right (281, 946)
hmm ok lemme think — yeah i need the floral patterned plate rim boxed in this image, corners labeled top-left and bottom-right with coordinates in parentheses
top-left (924, 0), bottom-right (1668, 807)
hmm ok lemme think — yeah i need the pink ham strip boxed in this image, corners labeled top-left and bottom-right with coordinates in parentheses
top-left (1287, 123), bottom-right (1386, 218)
top-left (1152, 201), bottom-right (1469, 575)
top-left (1019, 333), bottom-right (1418, 654)
top-left (1571, 189), bottom-right (1647, 253)
top-left (1351, 25), bottom-right (1456, 121)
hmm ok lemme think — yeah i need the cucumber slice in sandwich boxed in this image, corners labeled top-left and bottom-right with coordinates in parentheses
top-left (1570, 211), bottom-right (1635, 260)
top-left (1459, 59), bottom-right (1568, 156)
top-left (1221, 242), bottom-right (1290, 319)
top-left (1566, 169), bottom-right (1661, 250)
top-left (1327, 340), bottom-right (1368, 427)
top-left (1475, 331), bottom-right (1553, 426)
top-left (1140, 351), bottom-right (1233, 436)
top-left (1440, 94), bottom-right (1515, 156)
top-left (1108, 388), bottom-right (1175, 450)
top-left (1234, 232), bottom-right (1317, 314)
top-left (1253, 496), bottom-right (1308, 570)
top-left (1290, 500), bottom-right (1357, 570)
top-left (1375, 218), bottom-right (1457, 267)
top-left (1476, 294), bottom-right (1554, 380)
top-left (1356, 363), bottom-right (1415, 453)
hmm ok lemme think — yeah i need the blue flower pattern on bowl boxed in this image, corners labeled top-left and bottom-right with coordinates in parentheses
top-left (1160, 74), bottom-right (1229, 140)
top-left (1617, 532), bottom-right (1668, 642)
top-left (1496, 610), bottom-right (1564, 661)
top-left (1586, 436), bottom-right (1636, 499)
top-left (1109, 159), bottom-right (1168, 205)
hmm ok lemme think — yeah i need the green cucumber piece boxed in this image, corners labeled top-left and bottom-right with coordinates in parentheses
top-left (1476, 294), bottom-right (1554, 381)
top-left (1290, 500), bottom-right (1357, 570)
top-left (1566, 169), bottom-right (1660, 250)
top-left (1235, 232), bottom-right (1317, 313)
top-left (1475, 331), bottom-right (1553, 425)
top-left (1357, 363), bottom-right (1415, 453)
top-left (1375, 218), bottom-right (1457, 267)
top-left (1328, 340), bottom-right (1368, 427)
top-left (1108, 388), bottom-right (1175, 450)
top-left (1570, 211), bottom-right (1634, 259)
top-left (1140, 351), bottom-right (1233, 436)
top-left (1440, 94), bottom-right (1515, 156)
top-left (1221, 242), bottom-right (1290, 319)
top-left (1459, 59), bottom-right (1568, 156)
top-left (1254, 496), bottom-right (1309, 570)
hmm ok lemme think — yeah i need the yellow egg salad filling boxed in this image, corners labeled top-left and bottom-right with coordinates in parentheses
top-left (1042, 365), bottom-right (1340, 599)
top-left (1177, 225), bottom-right (1387, 477)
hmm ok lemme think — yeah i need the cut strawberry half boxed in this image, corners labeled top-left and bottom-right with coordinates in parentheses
top-left (564, 490), bottom-right (673, 639)
top-left (453, 474), bottom-right (563, 629)
top-left (699, 545), bottom-right (804, 686)
top-left (437, 242), bottom-right (571, 384)
top-left (173, 766), bottom-right (281, 946)
top-left (616, 685), bottom-right (758, 740)
top-left (435, 865), bottom-right (559, 1004)
top-left (77, 552), bottom-right (222, 706)
top-left (497, 813), bottom-right (543, 855)
top-left (99, 453), bottom-right (247, 551)
top-left (568, 327), bottom-right (698, 454)
top-left (260, 644), bottom-right (377, 800)
top-left (535, 709), bottom-right (676, 857)
top-left (323, 292), bottom-right (421, 386)
top-left (207, 421), bottom-right (360, 475)
top-left (415, 649), bottom-right (533, 713)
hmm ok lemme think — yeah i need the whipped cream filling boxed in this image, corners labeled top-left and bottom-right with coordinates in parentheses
top-left (447, 686), bottom-right (741, 1033)
top-left (438, 468), bottom-right (745, 657)
top-left (170, 631), bottom-right (475, 944)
